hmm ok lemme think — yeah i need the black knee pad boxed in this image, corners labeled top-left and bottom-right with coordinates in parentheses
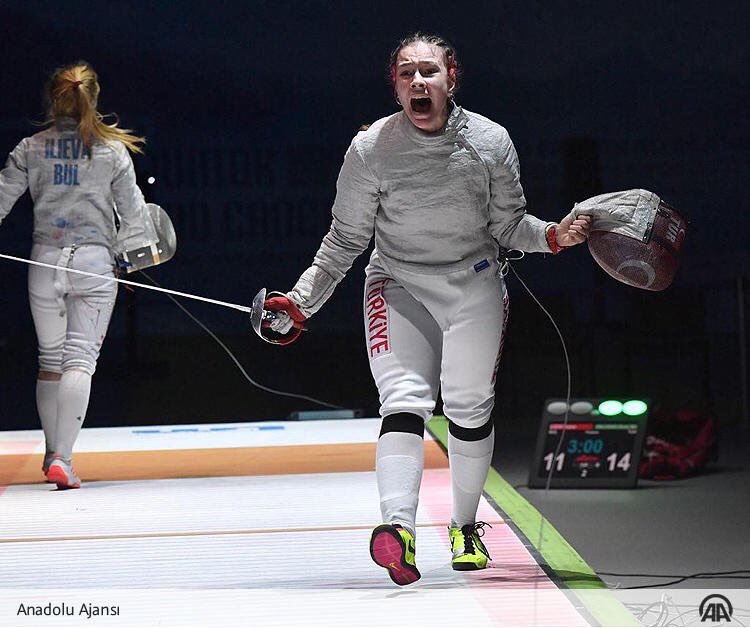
top-left (448, 417), bottom-right (494, 441)
top-left (379, 412), bottom-right (424, 438)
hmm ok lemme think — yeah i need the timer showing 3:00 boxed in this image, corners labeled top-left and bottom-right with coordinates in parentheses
top-left (567, 437), bottom-right (603, 455)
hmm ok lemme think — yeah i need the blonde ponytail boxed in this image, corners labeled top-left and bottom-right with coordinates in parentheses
top-left (45, 61), bottom-right (145, 155)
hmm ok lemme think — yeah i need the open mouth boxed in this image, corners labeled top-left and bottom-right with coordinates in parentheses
top-left (410, 97), bottom-right (431, 114)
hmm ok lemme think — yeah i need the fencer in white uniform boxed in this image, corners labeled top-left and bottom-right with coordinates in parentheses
top-left (0, 61), bottom-right (156, 489)
top-left (263, 34), bottom-right (590, 584)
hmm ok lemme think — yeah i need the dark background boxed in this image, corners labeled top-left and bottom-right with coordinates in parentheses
top-left (0, 0), bottom-right (747, 436)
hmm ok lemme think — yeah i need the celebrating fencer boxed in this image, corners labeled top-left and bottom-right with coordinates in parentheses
top-left (0, 61), bottom-right (162, 489)
top-left (261, 33), bottom-right (591, 585)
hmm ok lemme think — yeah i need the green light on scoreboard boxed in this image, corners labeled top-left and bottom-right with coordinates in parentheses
top-left (598, 400), bottom-right (623, 416)
top-left (622, 399), bottom-right (648, 416)
top-left (597, 399), bottom-right (649, 417)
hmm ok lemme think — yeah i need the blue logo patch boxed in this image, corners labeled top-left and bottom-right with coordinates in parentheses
top-left (473, 259), bottom-right (490, 273)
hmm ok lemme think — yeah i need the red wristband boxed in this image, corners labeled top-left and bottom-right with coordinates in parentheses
top-left (546, 225), bottom-right (567, 255)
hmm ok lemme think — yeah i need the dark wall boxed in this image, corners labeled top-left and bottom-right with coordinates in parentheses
top-left (0, 1), bottom-right (747, 430)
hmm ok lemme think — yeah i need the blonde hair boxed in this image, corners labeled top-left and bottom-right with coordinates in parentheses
top-left (45, 61), bottom-right (145, 155)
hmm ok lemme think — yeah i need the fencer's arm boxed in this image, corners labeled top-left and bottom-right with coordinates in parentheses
top-left (111, 143), bottom-right (156, 251)
top-left (0, 139), bottom-right (30, 225)
top-left (287, 139), bottom-right (379, 318)
top-left (485, 133), bottom-right (553, 253)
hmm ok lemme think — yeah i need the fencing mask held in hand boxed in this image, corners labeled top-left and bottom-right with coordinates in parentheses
top-left (569, 189), bottom-right (687, 291)
top-left (118, 203), bottom-right (177, 273)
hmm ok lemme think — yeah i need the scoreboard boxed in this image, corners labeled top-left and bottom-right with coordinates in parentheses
top-left (527, 398), bottom-right (649, 488)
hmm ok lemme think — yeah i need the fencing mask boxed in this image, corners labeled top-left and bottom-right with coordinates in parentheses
top-left (117, 203), bottom-right (177, 273)
top-left (569, 189), bottom-right (687, 291)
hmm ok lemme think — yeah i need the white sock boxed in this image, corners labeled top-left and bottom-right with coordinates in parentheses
top-left (54, 370), bottom-right (92, 460)
top-left (376, 432), bottom-right (424, 537)
top-left (448, 427), bottom-right (494, 528)
top-left (36, 379), bottom-right (59, 455)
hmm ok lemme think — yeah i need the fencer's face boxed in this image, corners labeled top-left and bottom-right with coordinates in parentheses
top-left (394, 42), bottom-right (455, 133)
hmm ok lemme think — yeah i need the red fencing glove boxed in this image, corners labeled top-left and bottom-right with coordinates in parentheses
top-left (261, 294), bottom-right (306, 345)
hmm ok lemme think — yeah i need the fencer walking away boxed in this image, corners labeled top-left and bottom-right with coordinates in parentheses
top-left (0, 61), bottom-right (157, 489)
top-left (262, 33), bottom-right (591, 584)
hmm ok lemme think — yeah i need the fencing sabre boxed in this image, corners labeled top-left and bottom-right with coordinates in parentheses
top-left (0, 253), bottom-right (287, 344)
top-left (0, 252), bottom-right (265, 319)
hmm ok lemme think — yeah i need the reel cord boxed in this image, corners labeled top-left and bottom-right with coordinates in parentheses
top-left (502, 251), bottom-right (572, 492)
top-left (138, 270), bottom-right (345, 411)
top-left (501, 251), bottom-right (571, 562)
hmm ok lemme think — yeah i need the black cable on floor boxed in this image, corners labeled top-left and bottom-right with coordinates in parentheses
top-left (598, 569), bottom-right (750, 589)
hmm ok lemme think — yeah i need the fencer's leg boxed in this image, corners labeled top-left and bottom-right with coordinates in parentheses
top-left (370, 412), bottom-right (425, 586)
top-left (46, 369), bottom-right (86, 486)
top-left (36, 372), bottom-right (61, 474)
top-left (448, 418), bottom-right (495, 527)
top-left (440, 265), bottom-right (508, 570)
top-left (49, 245), bottom-right (116, 487)
top-left (440, 271), bottom-right (508, 525)
top-left (376, 413), bottom-right (425, 535)
top-left (28, 244), bottom-right (66, 470)
top-left (44, 366), bottom-right (90, 490)
top-left (365, 268), bottom-right (441, 586)
top-left (447, 419), bottom-right (495, 570)
top-left (365, 273), bottom-right (442, 534)
top-left (53, 368), bottom-right (92, 461)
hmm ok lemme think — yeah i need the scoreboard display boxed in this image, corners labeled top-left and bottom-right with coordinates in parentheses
top-left (528, 398), bottom-right (649, 488)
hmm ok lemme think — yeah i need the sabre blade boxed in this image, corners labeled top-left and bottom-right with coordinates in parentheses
top-left (0, 252), bottom-right (252, 314)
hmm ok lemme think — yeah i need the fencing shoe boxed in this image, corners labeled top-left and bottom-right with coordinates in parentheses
top-left (449, 522), bottom-right (492, 570)
top-left (369, 523), bottom-right (421, 585)
top-left (46, 456), bottom-right (81, 489)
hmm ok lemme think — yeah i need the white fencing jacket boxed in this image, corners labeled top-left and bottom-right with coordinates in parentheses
top-left (290, 105), bottom-right (555, 317)
top-left (0, 117), bottom-right (155, 254)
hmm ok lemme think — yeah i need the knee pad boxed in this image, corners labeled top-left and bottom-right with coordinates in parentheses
top-left (448, 416), bottom-right (494, 441)
top-left (379, 412), bottom-right (424, 438)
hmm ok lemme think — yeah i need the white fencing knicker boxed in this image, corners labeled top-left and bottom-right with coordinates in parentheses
top-left (28, 243), bottom-right (117, 375)
top-left (364, 250), bottom-right (509, 429)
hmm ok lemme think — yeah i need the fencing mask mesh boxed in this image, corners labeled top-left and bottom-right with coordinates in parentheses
top-left (570, 189), bottom-right (687, 291)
